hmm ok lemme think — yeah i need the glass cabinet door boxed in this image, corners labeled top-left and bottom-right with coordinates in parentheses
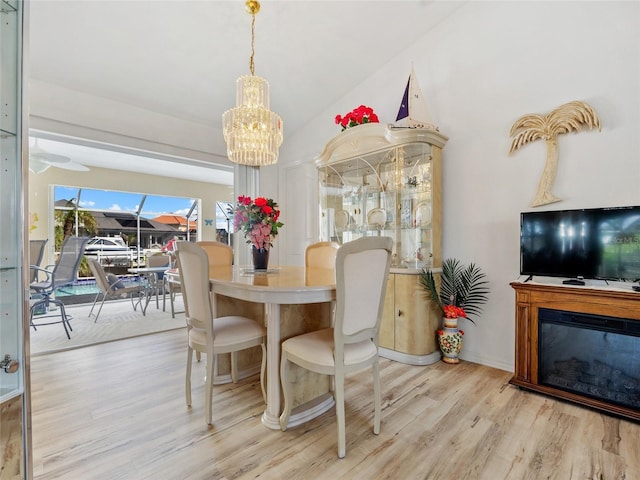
top-left (1, 1), bottom-right (29, 478)
top-left (0, 0), bottom-right (25, 404)
top-left (316, 124), bottom-right (447, 270)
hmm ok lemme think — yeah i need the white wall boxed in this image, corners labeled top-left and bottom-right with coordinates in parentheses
top-left (29, 80), bottom-right (231, 166)
top-left (282, 1), bottom-right (640, 371)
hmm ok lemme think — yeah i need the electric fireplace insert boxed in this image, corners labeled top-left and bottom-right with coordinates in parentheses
top-left (538, 308), bottom-right (640, 411)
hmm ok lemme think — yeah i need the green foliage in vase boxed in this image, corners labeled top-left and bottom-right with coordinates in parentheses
top-left (420, 258), bottom-right (489, 324)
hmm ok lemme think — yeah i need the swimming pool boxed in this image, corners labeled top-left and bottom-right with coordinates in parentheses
top-left (53, 276), bottom-right (146, 304)
top-left (54, 277), bottom-right (143, 295)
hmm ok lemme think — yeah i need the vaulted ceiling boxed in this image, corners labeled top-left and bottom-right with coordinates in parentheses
top-left (28, 1), bottom-right (462, 181)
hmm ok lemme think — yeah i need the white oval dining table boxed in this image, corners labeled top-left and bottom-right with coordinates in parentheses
top-left (169, 265), bottom-right (337, 430)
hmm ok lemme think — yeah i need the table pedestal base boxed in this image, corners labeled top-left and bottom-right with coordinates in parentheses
top-left (262, 392), bottom-right (335, 430)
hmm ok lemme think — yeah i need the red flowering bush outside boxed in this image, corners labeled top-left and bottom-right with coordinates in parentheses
top-left (231, 195), bottom-right (283, 250)
top-left (335, 105), bottom-right (379, 131)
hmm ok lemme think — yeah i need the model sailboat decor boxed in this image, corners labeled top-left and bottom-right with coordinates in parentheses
top-left (395, 67), bottom-right (439, 131)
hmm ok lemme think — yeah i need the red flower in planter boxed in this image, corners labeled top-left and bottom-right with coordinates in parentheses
top-left (335, 105), bottom-right (380, 131)
top-left (443, 305), bottom-right (467, 319)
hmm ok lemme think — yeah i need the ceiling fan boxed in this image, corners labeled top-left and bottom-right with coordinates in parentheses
top-left (29, 138), bottom-right (90, 173)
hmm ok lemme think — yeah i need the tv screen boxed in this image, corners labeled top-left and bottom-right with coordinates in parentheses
top-left (520, 206), bottom-right (640, 282)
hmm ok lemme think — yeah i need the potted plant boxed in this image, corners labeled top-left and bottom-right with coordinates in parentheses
top-left (419, 258), bottom-right (489, 363)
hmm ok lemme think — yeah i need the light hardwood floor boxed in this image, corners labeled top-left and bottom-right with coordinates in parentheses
top-left (31, 329), bottom-right (640, 480)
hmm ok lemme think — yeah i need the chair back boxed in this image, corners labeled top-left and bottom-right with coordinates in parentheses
top-left (51, 236), bottom-right (90, 289)
top-left (146, 254), bottom-right (170, 268)
top-left (334, 237), bottom-right (392, 349)
top-left (176, 242), bottom-right (213, 333)
top-left (196, 241), bottom-right (233, 267)
top-left (305, 241), bottom-right (339, 270)
top-left (29, 239), bottom-right (48, 282)
top-left (87, 257), bottom-right (110, 294)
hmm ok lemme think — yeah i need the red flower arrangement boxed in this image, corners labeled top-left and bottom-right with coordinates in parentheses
top-left (231, 195), bottom-right (283, 250)
top-left (334, 105), bottom-right (379, 131)
top-left (443, 305), bottom-right (467, 319)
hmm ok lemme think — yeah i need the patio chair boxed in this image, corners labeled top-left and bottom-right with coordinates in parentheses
top-left (145, 254), bottom-right (171, 309)
top-left (30, 236), bottom-right (90, 339)
top-left (87, 258), bottom-right (149, 322)
top-left (29, 239), bottom-right (48, 283)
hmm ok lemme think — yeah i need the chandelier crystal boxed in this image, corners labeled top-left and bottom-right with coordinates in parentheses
top-left (222, 0), bottom-right (283, 166)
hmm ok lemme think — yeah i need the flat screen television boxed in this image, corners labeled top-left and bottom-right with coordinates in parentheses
top-left (520, 206), bottom-right (640, 284)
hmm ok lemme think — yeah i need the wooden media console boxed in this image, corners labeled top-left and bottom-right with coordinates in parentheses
top-left (510, 281), bottom-right (640, 421)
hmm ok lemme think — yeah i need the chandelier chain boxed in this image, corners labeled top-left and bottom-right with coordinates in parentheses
top-left (249, 13), bottom-right (256, 76)
top-left (223, 0), bottom-right (282, 166)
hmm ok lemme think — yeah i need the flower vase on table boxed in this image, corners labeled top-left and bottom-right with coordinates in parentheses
top-left (252, 245), bottom-right (270, 271)
top-left (230, 195), bottom-right (283, 272)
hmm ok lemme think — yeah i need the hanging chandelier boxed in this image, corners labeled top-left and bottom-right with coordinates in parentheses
top-left (222, 0), bottom-right (283, 166)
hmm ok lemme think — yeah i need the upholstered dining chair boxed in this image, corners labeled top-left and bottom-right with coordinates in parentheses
top-left (279, 236), bottom-right (393, 458)
top-left (176, 241), bottom-right (267, 425)
top-left (306, 241), bottom-right (340, 324)
top-left (305, 241), bottom-right (339, 269)
top-left (196, 240), bottom-right (234, 266)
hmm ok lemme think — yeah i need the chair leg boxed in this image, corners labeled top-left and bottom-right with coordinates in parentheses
top-left (186, 346), bottom-right (193, 407)
top-left (170, 289), bottom-right (176, 318)
top-left (139, 287), bottom-right (151, 316)
top-left (51, 299), bottom-right (72, 339)
top-left (92, 294), bottom-right (108, 323)
top-left (153, 280), bottom-right (160, 309)
top-left (131, 290), bottom-right (147, 316)
top-left (205, 350), bottom-right (214, 425)
top-left (335, 371), bottom-right (346, 458)
top-left (29, 302), bottom-right (42, 331)
top-left (88, 292), bottom-right (101, 317)
top-left (372, 360), bottom-right (381, 435)
top-left (279, 351), bottom-right (292, 431)
top-left (162, 279), bottom-right (167, 312)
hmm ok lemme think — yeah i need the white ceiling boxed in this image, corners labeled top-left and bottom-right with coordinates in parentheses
top-left (27, 1), bottom-right (462, 182)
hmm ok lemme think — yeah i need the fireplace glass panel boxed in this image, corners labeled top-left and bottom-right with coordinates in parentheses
top-left (538, 308), bottom-right (640, 410)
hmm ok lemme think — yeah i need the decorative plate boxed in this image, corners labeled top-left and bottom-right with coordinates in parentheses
top-left (414, 201), bottom-right (432, 227)
top-left (367, 208), bottom-right (387, 229)
top-left (334, 210), bottom-right (350, 230)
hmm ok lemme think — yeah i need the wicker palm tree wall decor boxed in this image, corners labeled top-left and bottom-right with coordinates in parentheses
top-left (509, 100), bottom-right (601, 207)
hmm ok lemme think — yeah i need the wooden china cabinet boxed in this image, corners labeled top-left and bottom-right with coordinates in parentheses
top-left (316, 123), bottom-right (448, 365)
